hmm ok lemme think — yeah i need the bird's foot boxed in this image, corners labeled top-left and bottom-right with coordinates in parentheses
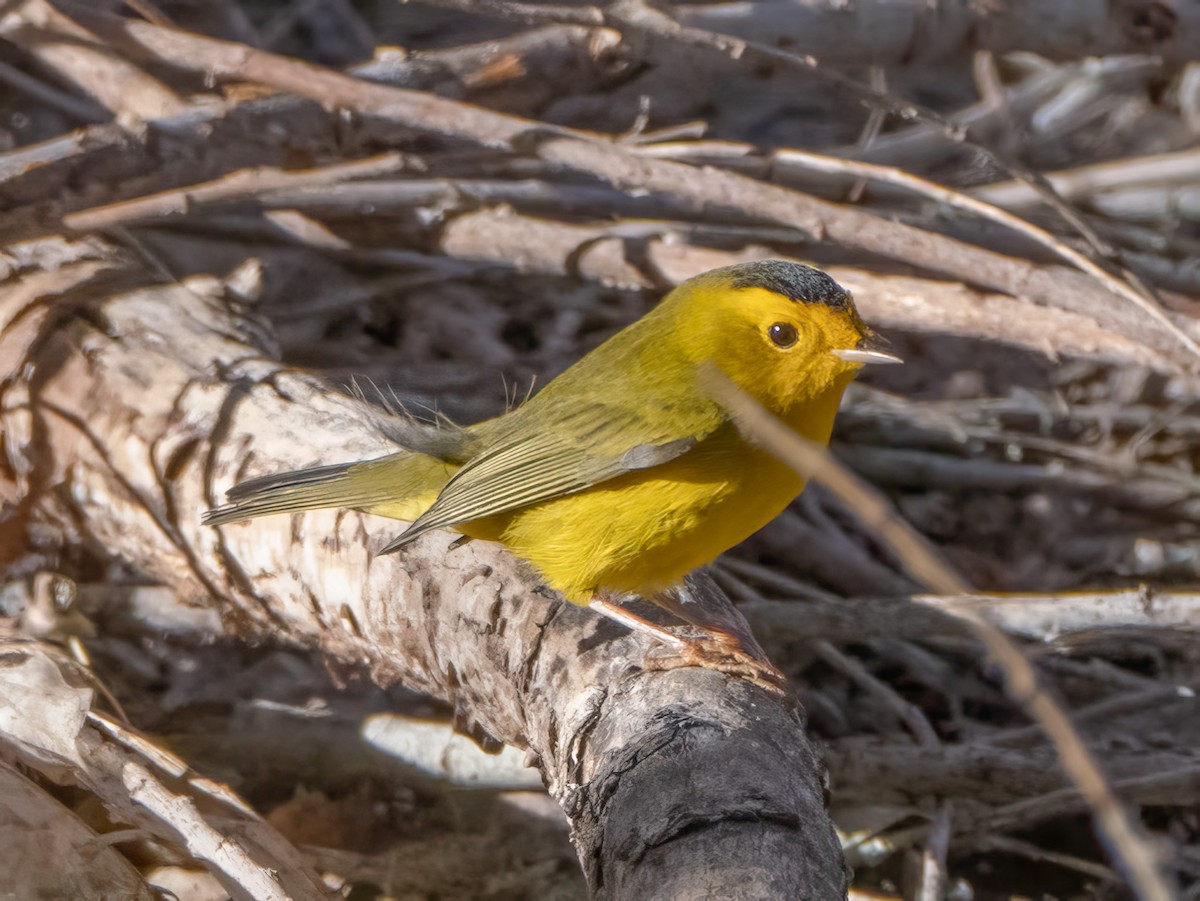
top-left (642, 634), bottom-right (788, 694)
top-left (588, 596), bottom-right (787, 693)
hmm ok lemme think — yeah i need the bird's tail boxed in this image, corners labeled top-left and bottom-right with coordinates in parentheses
top-left (203, 452), bottom-right (453, 526)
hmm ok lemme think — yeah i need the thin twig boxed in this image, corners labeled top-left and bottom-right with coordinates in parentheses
top-left (982, 685), bottom-right (1194, 748)
top-left (974, 148), bottom-right (1200, 209)
top-left (62, 153), bottom-right (412, 231)
top-left (813, 640), bottom-right (940, 748)
top-left (0, 58), bottom-right (108, 123)
top-left (917, 803), bottom-right (952, 901)
top-left (977, 835), bottom-right (1121, 883)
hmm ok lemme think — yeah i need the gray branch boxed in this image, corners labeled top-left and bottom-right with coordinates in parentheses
top-left (0, 241), bottom-right (847, 899)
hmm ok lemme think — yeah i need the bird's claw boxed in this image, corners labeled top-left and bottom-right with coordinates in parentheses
top-left (642, 634), bottom-right (788, 694)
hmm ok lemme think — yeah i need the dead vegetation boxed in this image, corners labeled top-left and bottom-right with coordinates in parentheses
top-left (1, 1), bottom-right (1199, 899)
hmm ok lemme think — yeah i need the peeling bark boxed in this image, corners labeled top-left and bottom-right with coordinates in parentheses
top-left (0, 242), bottom-right (848, 899)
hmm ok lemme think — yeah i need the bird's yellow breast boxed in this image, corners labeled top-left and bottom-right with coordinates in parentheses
top-left (482, 375), bottom-right (850, 603)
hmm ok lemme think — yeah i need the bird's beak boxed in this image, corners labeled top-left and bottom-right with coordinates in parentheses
top-left (832, 329), bottom-right (902, 365)
top-left (834, 347), bottom-right (903, 364)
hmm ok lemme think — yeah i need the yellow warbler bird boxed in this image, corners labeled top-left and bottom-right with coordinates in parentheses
top-left (205, 260), bottom-right (897, 672)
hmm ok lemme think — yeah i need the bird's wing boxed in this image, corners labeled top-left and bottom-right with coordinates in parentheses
top-left (379, 397), bottom-right (723, 553)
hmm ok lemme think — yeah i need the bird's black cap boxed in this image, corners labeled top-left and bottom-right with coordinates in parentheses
top-left (728, 260), bottom-right (850, 311)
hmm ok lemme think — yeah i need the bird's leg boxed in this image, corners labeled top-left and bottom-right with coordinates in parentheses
top-left (588, 583), bottom-right (786, 693)
top-left (587, 597), bottom-right (688, 651)
top-left (653, 570), bottom-right (773, 665)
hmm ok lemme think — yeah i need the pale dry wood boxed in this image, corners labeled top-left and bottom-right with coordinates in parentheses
top-left (842, 55), bottom-right (1162, 169)
top-left (981, 686), bottom-right (1192, 749)
top-left (638, 137), bottom-right (1200, 355)
top-left (398, 209), bottom-right (1187, 369)
top-left (0, 244), bottom-right (846, 899)
top-left (0, 58), bottom-right (108, 124)
top-left (61, 154), bottom-right (414, 231)
top-left (0, 0), bottom-right (184, 121)
top-left (674, 0), bottom-right (1200, 67)
top-left (836, 445), bottom-right (1194, 506)
top-left (76, 179), bottom-right (1193, 370)
top-left (420, 0), bottom-right (1188, 342)
top-left (358, 23), bottom-right (626, 109)
top-left (0, 642), bottom-right (330, 900)
top-left (29, 4), bottom-right (1200, 370)
top-left (824, 739), bottom-right (1199, 809)
top-left (914, 588), bottom-right (1200, 639)
top-left (657, 245), bottom-right (1182, 370)
top-left (974, 148), bottom-right (1200, 209)
top-left (917, 804), bottom-right (951, 901)
top-left (741, 590), bottom-right (1200, 650)
top-left (0, 25), bottom-right (623, 241)
top-left (663, 143), bottom-right (1200, 359)
top-left (84, 713), bottom-right (320, 901)
top-left (0, 761), bottom-right (157, 901)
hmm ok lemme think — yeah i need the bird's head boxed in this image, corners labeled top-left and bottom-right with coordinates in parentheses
top-left (668, 259), bottom-right (899, 413)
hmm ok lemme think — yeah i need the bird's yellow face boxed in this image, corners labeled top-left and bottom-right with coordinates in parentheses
top-left (668, 261), bottom-right (890, 414)
top-left (712, 285), bottom-right (871, 408)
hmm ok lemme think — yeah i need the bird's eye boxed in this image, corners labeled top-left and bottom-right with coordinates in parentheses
top-left (768, 322), bottom-right (799, 348)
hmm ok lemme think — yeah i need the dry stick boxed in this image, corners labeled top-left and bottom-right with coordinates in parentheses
top-left (917, 803), bottom-right (952, 901)
top-left (970, 51), bottom-right (1013, 143)
top-left (977, 835), bottom-right (1120, 883)
top-left (48, 6), bottom-right (1200, 367)
top-left (62, 153), bottom-right (412, 231)
top-left (974, 147), bottom-right (1200, 208)
top-left (418, 0), bottom-right (1194, 356)
top-left (982, 686), bottom-right (1193, 749)
top-left (824, 740), bottom-right (1197, 811)
top-left (837, 445), bottom-right (1190, 507)
top-left (845, 66), bottom-right (888, 204)
top-left (700, 365), bottom-right (1174, 901)
top-left (0, 0), bottom-right (184, 120)
top-left (837, 390), bottom-right (1200, 512)
top-left (64, 174), bottom-right (660, 233)
top-left (963, 765), bottom-right (1200, 844)
top-left (812, 639), bottom-right (940, 748)
top-left (16, 0), bottom-right (1183, 365)
top-left (647, 143), bottom-right (1200, 360)
top-left (435, 213), bottom-right (1177, 371)
top-left (120, 0), bottom-right (175, 28)
top-left (844, 55), bottom-right (1159, 170)
top-left (0, 58), bottom-right (108, 123)
top-left (0, 23), bottom-right (622, 239)
top-left (912, 590), bottom-right (1200, 638)
top-left (598, 0), bottom-right (1192, 354)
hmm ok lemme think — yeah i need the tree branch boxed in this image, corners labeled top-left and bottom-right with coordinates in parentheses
top-left (0, 240), bottom-right (847, 898)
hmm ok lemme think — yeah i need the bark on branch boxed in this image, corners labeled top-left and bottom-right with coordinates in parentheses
top-left (0, 242), bottom-right (847, 899)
